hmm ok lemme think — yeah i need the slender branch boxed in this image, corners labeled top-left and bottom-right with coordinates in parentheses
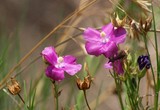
top-left (151, 2), bottom-right (159, 110)
top-left (149, 29), bottom-right (160, 33)
top-left (142, 33), bottom-right (156, 90)
top-left (83, 90), bottom-right (91, 110)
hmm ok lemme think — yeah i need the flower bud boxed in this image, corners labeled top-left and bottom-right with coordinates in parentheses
top-left (111, 13), bottom-right (126, 28)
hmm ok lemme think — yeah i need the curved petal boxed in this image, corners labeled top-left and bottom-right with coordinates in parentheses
top-left (63, 63), bottom-right (82, 76)
top-left (101, 23), bottom-right (114, 37)
top-left (110, 27), bottom-right (126, 44)
top-left (45, 66), bottom-right (65, 81)
top-left (102, 42), bottom-right (118, 58)
top-left (41, 46), bottom-right (58, 65)
top-left (85, 42), bottom-right (103, 56)
top-left (114, 60), bottom-right (124, 75)
top-left (104, 60), bottom-right (124, 75)
top-left (63, 55), bottom-right (76, 64)
top-left (83, 28), bottom-right (101, 42)
top-left (104, 62), bottom-right (113, 69)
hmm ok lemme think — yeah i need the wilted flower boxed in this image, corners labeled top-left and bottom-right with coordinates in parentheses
top-left (76, 76), bottom-right (92, 90)
top-left (139, 17), bottom-right (152, 34)
top-left (104, 51), bottom-right (126, 75)
top-left (7, 78), bottom-right (21, 95)
top-left (128, 17), bottom-right (152, 40)
top-left (83, 23), bottom-right (126, 58)
top-left (41, 46), bottom-right (82, 81)
top-left (105, 60), bottom-right (124, 75)
top-left (137, 55), bottom-right (151, 70)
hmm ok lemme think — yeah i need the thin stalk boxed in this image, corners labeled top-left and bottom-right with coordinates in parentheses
top-left (151, 3), bottom-right (159, 110)
top-left (149, 29), bottom-right (160, 33)
top-left (142, 34), bottom-right (156, 89)
top-left (125, 71), bottom-right (139, 110)
top-left (83, 90), bottom-right (91, 110)
top-left (18, 93), bottom-right (25, 104)
top-left (17, 93), bottom-right (29, 109)
top-left (114, 73), bottom-right (124, 110)
top-left (124, 81), bottom-right (134, 109)
top-left (0, 0), bottom-right (97, 90)
top-left (146, 70), bottom-right (150, 106)
top-left (52, 81), bottom-right (59, 110)
top-left (137, 78), bottom-right (140, 93)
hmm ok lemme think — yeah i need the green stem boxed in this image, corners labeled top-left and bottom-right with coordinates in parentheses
top-left (143, 34), bottom-right (156, 86)
top-left (151, 3), bottom-right (159, 110)
top-left (114, 73), bottom-right (124, 110)
top-left (125, 81), bottom-right (136, 110)
top-left (83, 90), bottom-right (91, 110)
top-left (52, 81), bottom-right (59, 110)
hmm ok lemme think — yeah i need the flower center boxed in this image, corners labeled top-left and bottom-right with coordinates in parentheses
top-left (55, 57), bottom-right (64, 68)
top-left (100, 31), bottom-right (106, 37)
top-left (100, 31), bottom-right (109, 43)
top-left (57, 56), bottom-right (64, 63)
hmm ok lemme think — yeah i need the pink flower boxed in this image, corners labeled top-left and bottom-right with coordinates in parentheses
top-left (83, 23), bottom-right (126, 58)
top-left (104, 60), bottom-right (124, 75)
top-left (41, 46), bottom-right (82, 81)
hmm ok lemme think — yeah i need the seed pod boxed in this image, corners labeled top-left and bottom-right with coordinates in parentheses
top-left (7, 78), bottom-right (21, 95)
top-left (76, 76), bottom-right (92, 90)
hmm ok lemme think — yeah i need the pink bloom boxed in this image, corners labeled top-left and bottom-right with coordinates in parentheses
top-left (41, 46), bottom-right (82, 81)
top-left (104, 60), bottom-right (124, 75)
top-left (83, 23), bottom-right (126, 58)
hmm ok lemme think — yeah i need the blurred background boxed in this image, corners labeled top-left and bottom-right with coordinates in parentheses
top-left (0, 0), bottom-right (160, 110)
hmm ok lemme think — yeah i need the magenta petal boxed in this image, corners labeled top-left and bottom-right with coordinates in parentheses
top-left (102, 42), bottom-right (118, 58)
top-left (85, 42), bottom-right (103, 56)
top-left (110, 27), bottom-right (126, 44)
top-left (83, 28), bottom-right (101, 42)
top-left (101, 23), bottom-right (114, 36)
top-left (63, 55), bottom-right (76, 64)
top-left (114, 60), bottom-right (124, 75)
top-left (64, 64), bottom-right (82, 76)
top-left (41, 46), bottom-right (58, 65)
top-left (45, 66), bottom-right (65, 81)
top-left (104, 62), bottom-right (113, 69)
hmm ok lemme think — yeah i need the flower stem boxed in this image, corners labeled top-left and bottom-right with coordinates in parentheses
top-left (17, 93), bottom-right (29, 109)
top-left (83, 90), bottom-right (91, 110)
top-left (52, 81), bottom-right (59, 110)
top-left (114, 73), bottom-right (124, 110)
top-left (18, 93), bottom-right (25, 104)
top-left (151, 3), bottom-right (159, 110)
